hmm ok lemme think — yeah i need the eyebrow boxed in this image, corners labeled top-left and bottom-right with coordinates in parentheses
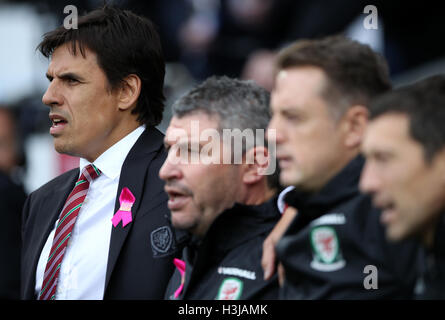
top-left (281, 107), bottom-right (300, 113)
top-left (46, 72), bottom-right (86, 82)
top-left (363, 148), bottom-right (395, 158)
top-left (275, 106), bottom-right (304, 116)
top-left (272, 104), bottom-right (299, 112)
top-left (164, 139), bottom-right (208, 151)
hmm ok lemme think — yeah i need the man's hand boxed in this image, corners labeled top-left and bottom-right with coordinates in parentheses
top-left (277, 263), bottom-right (286, 287)
top-left (262, 206), bottom-right (297, 280)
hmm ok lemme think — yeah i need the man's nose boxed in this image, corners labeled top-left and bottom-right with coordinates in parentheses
top-left (159, 150), bottom-right (183, 182)
top-left (267, 116), bottom-right (284, 145)
top-left (359, 161), bottom-right (381, 194)
top-left (42, 80), bottom-right (62, 107)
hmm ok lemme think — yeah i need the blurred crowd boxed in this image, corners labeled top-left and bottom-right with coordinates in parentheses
top-left (1, 0), bottom-right (445, 193)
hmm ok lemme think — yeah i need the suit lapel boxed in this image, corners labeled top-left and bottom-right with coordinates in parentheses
top-left (104, 127), bottom-right (164, 290)
top-left (26, 169), bottom-right (78, 298)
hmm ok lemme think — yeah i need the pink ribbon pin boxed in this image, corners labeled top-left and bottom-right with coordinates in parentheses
top-left (111, 187), bottom-right (135, 227)
top-left (173, 258), bottom-right (186, 298)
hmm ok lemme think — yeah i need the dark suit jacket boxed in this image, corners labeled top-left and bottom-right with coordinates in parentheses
top-left (21, 127), bottom-right (187, 299)
top-left (0, 172), bottom-right (26, 299)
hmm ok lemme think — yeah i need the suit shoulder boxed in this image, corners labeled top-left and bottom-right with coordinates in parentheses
top-left (29, 168), bottom-right (78, 197)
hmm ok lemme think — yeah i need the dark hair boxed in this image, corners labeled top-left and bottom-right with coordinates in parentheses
top-left (37, 5), bottom-right (165, 127)
top-left (276, 35), bottom-right (391, 118)
top-left (172, 76), bottom-right (270, 134)
top-left (172, 76), bottom-right (271, 162)
top-left (369, 74), bottom-right (445, 162)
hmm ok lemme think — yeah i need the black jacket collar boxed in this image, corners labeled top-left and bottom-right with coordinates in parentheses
top-left (181, 198), bottom-right (280, 297)
top-left (284, 155), bottom-right (364, 220)
top-left (433, 212), bottom-right (445, 259)
top-left (185, 198), bottom-right (280, 265)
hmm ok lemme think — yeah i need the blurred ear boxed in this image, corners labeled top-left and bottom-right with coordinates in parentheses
top-left (341, 105), bottom-right (369, 149)
top-left (431, 148), bottom-right (445, 187)
top-left (242, 146), bottom-right (270, 185)
top-left (117, 74), bottom-right (141, 111)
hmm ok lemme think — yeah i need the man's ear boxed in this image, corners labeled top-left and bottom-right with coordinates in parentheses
top-left (242, 146), bottom-right (270, 185)
top-left (341, 105), bottom-right (369, 149)
top-left (117, 74), bottom-right (141, 111)
top-left (431, 148), bottom-right (445, 187)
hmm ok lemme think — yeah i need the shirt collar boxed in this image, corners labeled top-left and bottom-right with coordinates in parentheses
top-left (79, 125), bottom-right (146, 180)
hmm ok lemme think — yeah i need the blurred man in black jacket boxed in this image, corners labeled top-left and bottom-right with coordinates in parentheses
top-left (161, 76), bottom-right (280, 300)
top-left (0, 171), bottom-right (26, 299)
top-left (360, 75), bottom-right (445, 299)
top-left (266, 35), bottom-right (420, 299)
top-left (0, 107), bottom-right (26, 299)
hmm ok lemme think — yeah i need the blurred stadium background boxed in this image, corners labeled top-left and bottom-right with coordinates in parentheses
top-left (0, 0), bottom-right (444, 194)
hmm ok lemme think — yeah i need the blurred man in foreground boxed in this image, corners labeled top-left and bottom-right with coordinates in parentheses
top-left (266, 35), bottom-right (420, 299)
top-left (161, 76), bottom-right (280, 300)
top-left (360, 75), bottom-right (445, 299)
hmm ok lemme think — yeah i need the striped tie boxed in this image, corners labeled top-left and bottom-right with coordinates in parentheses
top-left (38, 164), bottom-right (101, 300)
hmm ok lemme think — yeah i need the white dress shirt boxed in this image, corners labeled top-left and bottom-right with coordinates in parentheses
top-left (35, 125), bottom-right (145, 300)
top-left (277, 186), bottom-right (295, 214)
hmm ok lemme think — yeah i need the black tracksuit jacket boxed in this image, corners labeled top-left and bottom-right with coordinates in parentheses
top-left (276, 156), bottom-right (421, 299)
top-left (416, 212), bottom-right (445, 299)
top-left (165, 199), bottom-right (280, 300)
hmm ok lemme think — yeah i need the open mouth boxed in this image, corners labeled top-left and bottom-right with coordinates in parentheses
top-left (277, 155), bottom-right (293, 168)
top-left (52, 118), bottom-right (67, 127)
top-left (49, 114), bottom-right (68, 135)
top-left (165, 188), bottom-right (191, 210)
top-left (379, 202), bottom-right (397, 225)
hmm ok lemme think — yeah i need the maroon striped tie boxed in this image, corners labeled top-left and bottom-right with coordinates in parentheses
top-left (38, 164), bottom-right (101, 300)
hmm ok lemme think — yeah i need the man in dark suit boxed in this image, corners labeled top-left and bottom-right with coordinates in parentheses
top-left (0, 171), bottom-right (26, 299)
top-left (0, 107), bottom-right (27, 299)
top-left (21, 6), bottom-right (185, 300)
